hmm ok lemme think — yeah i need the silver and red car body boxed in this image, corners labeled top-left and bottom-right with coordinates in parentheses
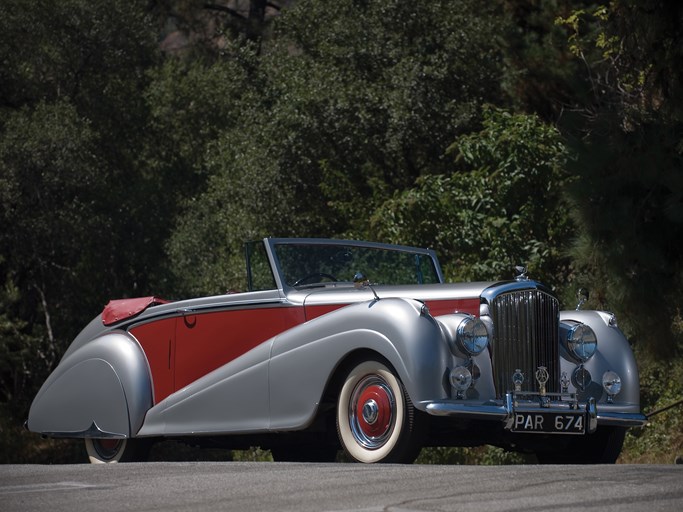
top-left (27, 238), bottom-right (646, 456)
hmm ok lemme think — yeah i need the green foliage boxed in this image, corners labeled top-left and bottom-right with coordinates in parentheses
top-left (417, 446), bottom-right (530, 465)
top-left (564, 124), bottom-right (683, 354)
top-left (555, 1), bottom-right (683, 355)
top-left (0, 0), bottom-right (157, 139)
top-left (372, 107), bottom-right (573, 294)
top-left (0, 278), bottom-right (42, 404)
top-left (0, 101), bottom-right (114, 376)
top-left (0, 0), bottom-right (162, 462)
top-left (621, 344), bottom-right (683, 463)
top-left (165, 0), bottom-right (512, 294)
top-left (142, 48), bottom-right (256, 186)
top-left (555, 1), bottom-right (683, 124)
top-left (230, 447), bottom-right (274, 462)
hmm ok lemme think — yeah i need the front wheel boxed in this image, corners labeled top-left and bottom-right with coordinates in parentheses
top-left (85, 438), bottom-right (152, 463)
top-left (336, 359), bottom-right (425, 463)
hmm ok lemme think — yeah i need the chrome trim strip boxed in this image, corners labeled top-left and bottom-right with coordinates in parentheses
top-left (596, 412), bottom-right (648, 427)
top-left (424, 401), bottom-right (508, 420)
top-left (480, 280), bottom-right (556, 304)
top-left (423, 398), bottom-right (645, 429)
top-left (588, 397), bottom-right (598, 433)
top-left (40, 421), bottom-right (127, 439)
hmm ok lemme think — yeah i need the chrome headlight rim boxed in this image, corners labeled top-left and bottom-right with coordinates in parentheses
top-left (455, 317), bottom-right (490, 356)
top-left (565, 322), bottom-right (597, 362)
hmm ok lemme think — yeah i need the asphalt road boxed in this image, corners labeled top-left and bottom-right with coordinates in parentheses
top-left (1, 462), bottom-right (682, 512)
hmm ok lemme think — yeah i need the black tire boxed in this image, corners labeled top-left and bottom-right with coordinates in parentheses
top-left (85, 438), bottom-right (152, 463)
top-left (535, 426), bottom-right (627, 464)
top-left (336, 359), bottom-right (425, 463)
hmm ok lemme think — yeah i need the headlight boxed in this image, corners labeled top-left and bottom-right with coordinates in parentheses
top-left (456, 317), bottom-right (490, 355)
top-left (566, 323), bottom-right (597, 361)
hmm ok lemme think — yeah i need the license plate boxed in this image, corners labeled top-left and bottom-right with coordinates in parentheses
top-left (511, 411), bottom-right (586, 435)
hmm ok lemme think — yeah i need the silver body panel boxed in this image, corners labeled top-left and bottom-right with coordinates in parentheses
top-left (137, 341), bottom-right (272, 436)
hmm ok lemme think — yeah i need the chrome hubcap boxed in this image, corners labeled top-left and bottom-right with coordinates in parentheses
top-left (362, 399), bottom-right (379, 425)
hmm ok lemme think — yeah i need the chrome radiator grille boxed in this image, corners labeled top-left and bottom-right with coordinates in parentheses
top-left (490, 289), bottom-right (560, 398)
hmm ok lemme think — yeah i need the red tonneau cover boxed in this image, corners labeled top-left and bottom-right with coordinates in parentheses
top-left (102, 296), bottom-right (170, 326)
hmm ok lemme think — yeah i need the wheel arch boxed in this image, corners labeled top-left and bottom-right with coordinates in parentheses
top-left (320, 349), bottom-right (398, 406)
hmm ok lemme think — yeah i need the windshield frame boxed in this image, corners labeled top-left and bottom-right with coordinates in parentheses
top-left (248, 238), bottom-right (444, 292)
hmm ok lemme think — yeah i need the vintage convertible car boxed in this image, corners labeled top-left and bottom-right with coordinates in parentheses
top-left (27, 238), bottom-right (646, 464)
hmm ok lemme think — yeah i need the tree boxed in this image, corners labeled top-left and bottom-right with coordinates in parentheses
top-left (151, 0), bottom-right (287, 58)
top-left (370, 107), bottom-right (572, 293)
top-left (0, 0), bottom-right (160, 462)
top-left (166, 0), bottom-right (513, 294)
top-left (555, 1), bottom-right (683, 355)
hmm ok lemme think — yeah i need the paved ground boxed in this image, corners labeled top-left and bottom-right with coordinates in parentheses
top-left (1, 462), bottom-right (682, 512)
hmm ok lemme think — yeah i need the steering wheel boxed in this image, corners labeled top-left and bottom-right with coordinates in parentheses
top-left (292, 272), bottom-right (339, 287)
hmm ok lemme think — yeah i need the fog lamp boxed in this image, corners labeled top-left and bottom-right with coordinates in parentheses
top-left (602, 371), bottom-right (622, 403)
top-left (450, 366), bottom-right (472, 399)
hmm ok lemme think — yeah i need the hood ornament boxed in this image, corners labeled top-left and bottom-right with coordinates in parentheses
top-left (514, 265), bottom-right (528, 281)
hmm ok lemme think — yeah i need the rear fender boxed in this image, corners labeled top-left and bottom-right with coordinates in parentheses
top-left (27, 331), bottom-right (152, 438)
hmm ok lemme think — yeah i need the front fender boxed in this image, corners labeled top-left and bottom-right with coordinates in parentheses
top-left (560, 310), bottom-right (641, 411)
top-left (268, 298), bottom-right (450, 430)
top-left (27, 331), bottom-right (152, 438)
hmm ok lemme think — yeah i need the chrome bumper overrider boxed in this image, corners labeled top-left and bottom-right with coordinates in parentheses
top-left (423, 391), bottom-right (648, 431)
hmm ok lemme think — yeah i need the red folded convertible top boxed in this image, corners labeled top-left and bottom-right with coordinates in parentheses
top-left (102, 296), bottom-right (170, 326)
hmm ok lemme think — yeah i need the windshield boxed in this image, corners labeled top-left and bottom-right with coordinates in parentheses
top-left (273, 242), bottom-right (441, 288)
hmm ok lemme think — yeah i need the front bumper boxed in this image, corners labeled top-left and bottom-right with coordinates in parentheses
top-left (423, 392), bottom-right (648, 431)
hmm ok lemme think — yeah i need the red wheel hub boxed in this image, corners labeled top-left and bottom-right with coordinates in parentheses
top-left (355, 384), bottom-right (393, 438)
top-left (97, 439), bottom-right (121, 451)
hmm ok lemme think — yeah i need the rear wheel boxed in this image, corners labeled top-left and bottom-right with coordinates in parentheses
top-left (336, 359), bottom-right (424, 463)
top-left (85, 438), bottom-right (151, 463)
top-left (535, 426), bottom-right (627, 464)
